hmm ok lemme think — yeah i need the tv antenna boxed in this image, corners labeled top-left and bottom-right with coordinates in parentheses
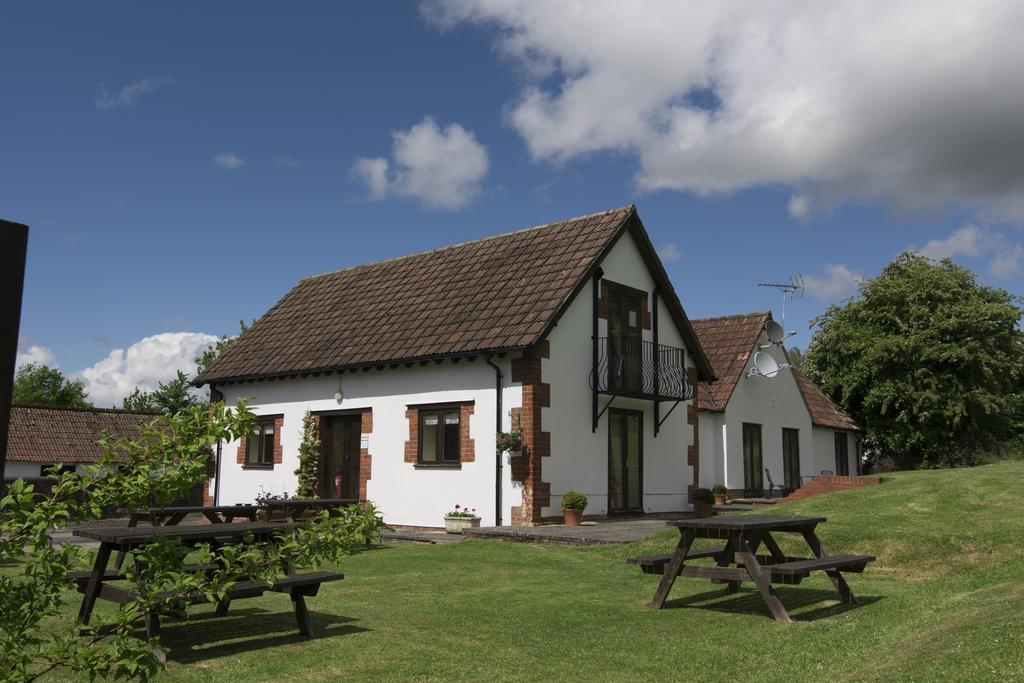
top-left (758, 274), bottom-right (804, 327)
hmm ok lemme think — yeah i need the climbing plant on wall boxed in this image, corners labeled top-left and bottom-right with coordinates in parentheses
top-left (294, 410), bottom-right (321, 498)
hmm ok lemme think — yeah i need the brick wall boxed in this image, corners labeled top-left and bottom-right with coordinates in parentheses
top-left (359, 410), bottom-right (373, 500)
top-left (782, 474), bottom-right (880, 503)
top-left (509, 340), bottom-right (551, 525)
top-left (686, 367), bottom-right (700, 502)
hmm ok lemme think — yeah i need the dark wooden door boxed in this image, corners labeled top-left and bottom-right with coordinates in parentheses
top-left (782, 428), bottom-right (800, 492)
top-left (835, 432), bottom-right (849, 476)
top-left (322, 415), bottom-right (361, 499)
top-left (607, 286), bottom-right (643, 393)
top-left (608, 409), bottom-right (643, 512)
top-left (742, 422), bottom-right (763, 496)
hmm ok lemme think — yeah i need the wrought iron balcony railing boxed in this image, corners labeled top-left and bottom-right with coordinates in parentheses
top-left (589, 336), bottom-right (694, 401)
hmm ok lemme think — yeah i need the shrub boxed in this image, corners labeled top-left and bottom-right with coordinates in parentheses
top-left (712, 484), bottom-right (727, 494)
top-left (693, 488), bottom-right (714, 505)
top-left (561, 490), bottom-right (587, 510)
top-left (446, 504), bottom-right (479, 518)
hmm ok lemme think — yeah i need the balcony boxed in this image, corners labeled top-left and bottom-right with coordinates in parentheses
top-left (589, 336), bottom-right (694, 402)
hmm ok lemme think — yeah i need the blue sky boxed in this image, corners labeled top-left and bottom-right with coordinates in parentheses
top-left (4, 2), bottom-right (1022, 406)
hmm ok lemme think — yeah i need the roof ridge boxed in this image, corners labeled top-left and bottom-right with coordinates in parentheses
top-left (692, 311), bottom-right (772, 322)
top-left (299, 204), bottom-right (635, 282)
top-left (12, 403), bottom-right (165, 416)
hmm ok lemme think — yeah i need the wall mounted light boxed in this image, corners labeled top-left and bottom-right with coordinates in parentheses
top-left (334, 374), bottom-right (344, 404)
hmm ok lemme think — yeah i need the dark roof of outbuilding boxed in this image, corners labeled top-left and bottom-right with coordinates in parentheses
top-left (195, 205), bottom-right (714, 385)
top-left (690, 312), bottom-right (772, 411)
top-left (792, 367), bottom-right (862, 431)
top-left (6, 404), bottom-right (163, 464)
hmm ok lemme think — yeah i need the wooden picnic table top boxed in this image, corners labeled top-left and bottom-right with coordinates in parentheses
top-left (74, 521), bottom-right (296, 547)
top-left (261, 498), bottom-right (360, 508)
top-left (138, 504), bottom-right (262, 515)
top-left (669, 514), bottom-right (827, 531)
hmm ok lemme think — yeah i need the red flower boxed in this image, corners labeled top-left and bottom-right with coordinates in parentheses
top-left (455, 504), bottom-right (461, 510)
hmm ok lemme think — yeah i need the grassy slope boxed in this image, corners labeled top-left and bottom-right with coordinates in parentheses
top-left (68, 463), bottom-right (1024, 681)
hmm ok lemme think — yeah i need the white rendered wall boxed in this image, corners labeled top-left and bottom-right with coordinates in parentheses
top-left (4, 462), bottom-right (85, 478)
top-left (714, 338), bottom-right (815, 492)
top-left (697, 411), bottom-right (725, 489)
top-left (215, 359), bottom-right (522, 528)
top-left (540, 231), bottom-right (696, 516)
top-left (810, 428), bottom-right (856, 476)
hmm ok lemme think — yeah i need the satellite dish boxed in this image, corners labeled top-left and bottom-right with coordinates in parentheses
top-left (748, 351), bottom-right (791, 379)
top-left (764, 320), bottom-right (786, 344)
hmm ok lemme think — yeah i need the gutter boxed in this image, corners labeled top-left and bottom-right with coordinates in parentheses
top-left (485, 354), bottom-right (503, 527)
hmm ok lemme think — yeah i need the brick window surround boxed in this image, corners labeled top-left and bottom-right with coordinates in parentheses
top-left (404, 402), bottom-right (475, 467)
top-left (237, 415), bottom-right (283, 468)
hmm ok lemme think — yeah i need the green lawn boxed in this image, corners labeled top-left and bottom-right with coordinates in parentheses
top-left (68, 462), bottom-right (1024, 680)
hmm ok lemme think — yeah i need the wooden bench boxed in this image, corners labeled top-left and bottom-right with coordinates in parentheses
top-left (767, 554), bottom-right (875, 585)
top-left (69, 570), bottom-right (343, 638)
top-left (626, 547), bottom-right (728, 574)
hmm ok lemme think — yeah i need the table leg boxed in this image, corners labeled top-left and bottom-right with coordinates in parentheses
top-left (165, 512), bottom-right (188, 526)
top-left (761, 532), bottom-right (788, 564)
top-left (77, 542), bottom-right (113, 625)
top-left (713, 537), bottom-right (741, 593)
top-left (201, 511), bottom-right (224, 524)
top-left (649, 530), bottom-right (694, 609)
top-left (802, 529), bottom-right (856, 604)
top-left (736, 533), bottom-right (792, 624)
top-left (113, 514), bottom-right (139, 571)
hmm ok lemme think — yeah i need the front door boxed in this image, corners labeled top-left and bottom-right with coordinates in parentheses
top-left (782, 428), bottom-right (800, 492)
top-left (322, 415), bottom-right (361, 499)
top-left (608, 409), bottom-right (643, 512)
top-left (607, 285), bottom-right (644, 393)
top-left (742, 422), bottom-right (763, 496)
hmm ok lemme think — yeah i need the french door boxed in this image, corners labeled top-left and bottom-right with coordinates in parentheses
top-left (782, 428), bottom-right (800, 492)
top-left (321, 415), bottom-right (361, 499)
top-left (608, 409), bottom-right (643, 512)
top-left (742, 422), bottom-right (763, 496)
top-left (607, 285), bottom-right (644, 393)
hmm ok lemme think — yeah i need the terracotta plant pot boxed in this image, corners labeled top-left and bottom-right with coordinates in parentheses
top-left (694, 503), bottom-right (715, 518)
top-left (444, 516), bottom-right (481, 534)
top-left (713, 493), bottom-right (727, 506)
top-left (562, 508), bottom-right (583, 526)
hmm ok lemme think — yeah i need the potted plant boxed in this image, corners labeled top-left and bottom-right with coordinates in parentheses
top-left (712, 484), bottom-right (728, 506)
top-left (444, 504), bottom-right (481, 534)
top-left (561, 490), bottom-right (587, 526)
top-left (693, 488), bottom-right (715, 518)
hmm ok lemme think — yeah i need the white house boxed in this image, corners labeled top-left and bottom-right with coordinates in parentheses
top-left (194, 206), bottom-right (716, 527)
top-left (691, 312), bottom-right (862, 497)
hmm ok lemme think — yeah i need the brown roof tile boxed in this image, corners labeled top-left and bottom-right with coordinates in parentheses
top-left (196, 205), bottom-right (714, 384)
top-left (6, 404), bottom-right (163, 464)
top-left (792, 366), bottom-right (862, 431)
top-left (690, 312), bottom-right (772, 411)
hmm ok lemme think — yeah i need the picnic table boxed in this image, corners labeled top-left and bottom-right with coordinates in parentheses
top-left (262, 498), bottom-right (362, 522)
top-left (71, 521), bottom-right (343, 638)
top-left (628, 515), bottom-right (874, 623)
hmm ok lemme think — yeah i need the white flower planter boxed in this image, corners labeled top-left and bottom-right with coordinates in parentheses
top-left (444, 516), bottom-right (481, 534)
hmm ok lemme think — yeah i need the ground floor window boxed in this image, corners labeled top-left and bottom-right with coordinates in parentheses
top-left (782, 428), bottom-right (800, 491)
top-left (246, 417), bottom-right (276, 467)
top-left (835, 432), bottom-right (850, 476)
top-left (743, 422), bottom-right (763, 494)
top-left (420, 408), bottom-right (461, 463)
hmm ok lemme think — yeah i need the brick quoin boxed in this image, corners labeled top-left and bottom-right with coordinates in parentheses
top-left (509, 340), bottom-right (551, 526)
top-left (359, 409), bottom-right (372, 501)
top-left (687, 367), bottom-right (700, 501)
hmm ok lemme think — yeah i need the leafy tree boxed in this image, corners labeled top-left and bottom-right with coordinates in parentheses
top-left (121, 371), bottom-right (199, 414)
top-left (294, 410), bottom-right (321, 498)
top-left (194, 320), bottom-right (251, 377)
top-left (787, 346), bottom-right (805, 368)
top-left (0, 400), bottom-right (384, 681)
top-left (806, 253), bottom-right (1024, 469)
top-left (12, 363), bottom-right (91, 407)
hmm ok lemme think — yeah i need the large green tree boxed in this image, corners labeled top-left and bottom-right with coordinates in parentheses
top-left (122, 371), bottom-right (198, 414)
top-left (12, 363), bottom-right (91, 407)
top-left (806, 253), bottom-right (1024, 469)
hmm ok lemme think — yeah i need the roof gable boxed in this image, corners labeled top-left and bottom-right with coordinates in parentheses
top-left (196, 205), bottom-right (714, 385)
top-left (7, 405), bottom-right (162, 464)
top-left (690, 312), bottom-right (771, 411)
top-left (792, 367), bottom-right (862, 431)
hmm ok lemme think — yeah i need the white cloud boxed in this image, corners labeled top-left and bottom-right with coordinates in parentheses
top-left (76, 332), bottom-right (217, 408)
top-left (657, 243), bottom-right (681, 262)
top-left (213, 152), bottom-right (245, 170)
top-left (16, 344), bottom-right (58, 369)
top-left (803, 264), bottom-right (863, 301)
top-left (352, 117), bottom-right (489, 210)
top-left (911, 224), bottom-right (1023, 278)
top-left (988, 242), bottom-right (1024, 279)
top-left (787, 194), bottom-right (811, 221)
top-left (425, 1), bottom-right (1024, 223)
top-left (95, 77), bottom-right (169, 110)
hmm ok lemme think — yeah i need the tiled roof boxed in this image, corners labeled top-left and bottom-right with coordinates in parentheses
top-left (792, 367), bottom-right (862, 431)
top-left (6, 404), bottom-right (163, 464)
top-left (690, 312), bottom-right (771, 411)
top-left (196, 205), bottom-right (714, 385)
